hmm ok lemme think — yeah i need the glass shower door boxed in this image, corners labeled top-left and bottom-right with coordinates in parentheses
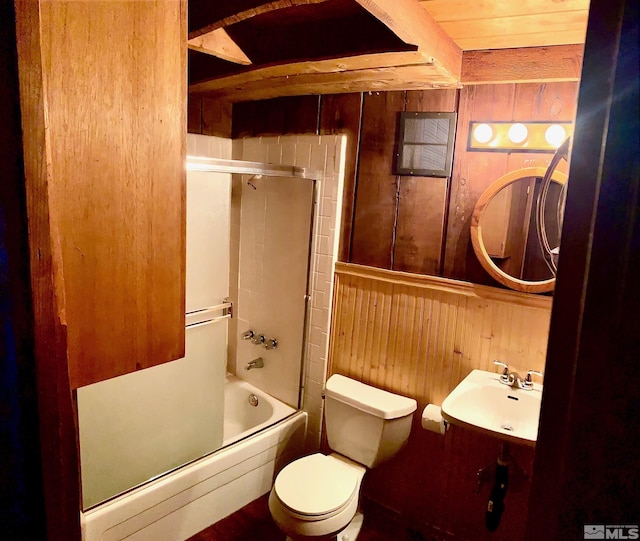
top-left (77, 168), bottom-right (231, 509)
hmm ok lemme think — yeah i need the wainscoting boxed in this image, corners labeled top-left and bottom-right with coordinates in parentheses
top-left (328, 263), bottom-right (552, 540)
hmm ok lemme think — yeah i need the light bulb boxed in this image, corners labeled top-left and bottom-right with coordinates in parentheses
top-left (508, 123), bottom-right (528, 144)
top-left (545, 124), bottom-right (567, 148)
top-left (473, 123), bottom-right (494, 144)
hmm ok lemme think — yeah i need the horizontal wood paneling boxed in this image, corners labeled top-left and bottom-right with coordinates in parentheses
top-left (462, 45), bottom-right (584, 85)
top-left (420, 0), bottom-right (590, 50)
top-left (328, 263), bottom-right (551, 539)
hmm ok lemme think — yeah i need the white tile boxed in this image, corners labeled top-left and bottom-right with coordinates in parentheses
top-left (208, 138), bottom-right (221, 158)
top-left (280, 143), bottom-right (296, 166)
top-left (242, 138), bottom-right (262, 161)
top-left (317, 235), bottom-right (330, 256)
top-left (294, 144), bottom-right (312, 168)
top-left (319, 216), bottom-right (331, 236)
top-left (232, 139), bottom-right (243, 160)
top-left (315, 254), bottom-right (333, 277)
top-left (307, 343), bottom-right (321, 364)
top-left (267, 143), bottom-right (281, 164)
top-left (296, 135), bottom-right (320, 146)
top-left (307, 360), bottom-right (325, 384)
top-left (311, 291), bottom-right (325, 310)
top-left (186, 134), bottom-right (197, 155)
top-left (194, 135), bottom-right (210, 157)
top-left (310, 325), bottom-right (323, 348)
top-left (309, 144), bottom-right (327, 173)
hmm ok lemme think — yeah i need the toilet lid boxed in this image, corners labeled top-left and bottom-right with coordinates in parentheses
top-left (274, 454), bottom-right (358, 517)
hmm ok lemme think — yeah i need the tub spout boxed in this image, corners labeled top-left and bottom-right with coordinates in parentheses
top-left (245, 357), bottom-right (264, 370)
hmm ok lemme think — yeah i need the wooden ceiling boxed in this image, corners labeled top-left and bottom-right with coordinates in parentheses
top-left (188, 0), bottom-right (590, 102)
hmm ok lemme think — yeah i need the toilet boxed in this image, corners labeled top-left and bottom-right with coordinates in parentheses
top-left (268, 374), bottom-right (417, 541)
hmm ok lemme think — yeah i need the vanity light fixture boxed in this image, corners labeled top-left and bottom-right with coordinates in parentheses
top-left (468, 121), bottom-right (574, 152)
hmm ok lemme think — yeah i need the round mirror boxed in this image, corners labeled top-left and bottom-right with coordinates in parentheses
top-left (470, 167), bottom-right (568, 294)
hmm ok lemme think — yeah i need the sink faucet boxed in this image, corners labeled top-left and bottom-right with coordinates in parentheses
top-left (245, 357), bottom-right (264, 371)
top-left (493, 360), bottom-right (543, 390)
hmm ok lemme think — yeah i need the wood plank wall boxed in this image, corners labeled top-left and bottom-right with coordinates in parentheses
top-left (328, 262), bottom-right (552, 540)
top-left (188, 95), bottom-right (232, 138)
top-left (350, 89), bottom-right (459, 274)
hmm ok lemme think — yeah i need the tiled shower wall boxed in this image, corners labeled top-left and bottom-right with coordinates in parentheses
top-left (236, 135), bottom-right (347, 449)
top-left (189, 133), bottom-right (347, 449)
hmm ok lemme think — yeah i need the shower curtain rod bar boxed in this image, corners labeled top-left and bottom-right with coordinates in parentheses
top-left (186, 156), bottom-right (320, 180)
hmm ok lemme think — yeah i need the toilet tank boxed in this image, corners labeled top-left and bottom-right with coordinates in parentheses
top-left (324, 374), bottom-right (417, 468)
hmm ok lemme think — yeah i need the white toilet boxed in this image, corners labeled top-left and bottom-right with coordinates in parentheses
top-left (268, 374), bottom-right (417, 541)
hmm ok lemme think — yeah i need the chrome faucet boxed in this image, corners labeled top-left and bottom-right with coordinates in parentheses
top-left (263, 338), bottom-right (278, 350)
top-left (245, 357), bottom-right (264, 371)
top-left (493, 360), bottom-right (543, 390)
top-left (241, 330), bottom-right (254, 340)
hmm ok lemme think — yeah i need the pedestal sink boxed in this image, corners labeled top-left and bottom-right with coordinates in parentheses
top-left (441, 369), bottom-right (543, 446)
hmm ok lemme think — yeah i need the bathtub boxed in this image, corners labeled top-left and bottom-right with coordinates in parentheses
top-left (82, 376), bottom-right (307, 541)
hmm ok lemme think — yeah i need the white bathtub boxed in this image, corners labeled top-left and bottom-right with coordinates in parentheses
top-left (81, 376), bottom-right (306, 541)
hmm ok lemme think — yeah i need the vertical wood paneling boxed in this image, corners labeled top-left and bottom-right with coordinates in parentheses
top-left (187, 94), bottom-right (203, 134)
top-left (350, 91), bottom-right (405, 268)
top-left (232, 95), bottom-right (320, 138)
top-left (394, 89), bottom-right (458, 275)
top-left (328, 263), bottom-right (550, 540)
top-left (201, 96), bottom-right (232, 138)
top-left (34, 0), bottom-right (188, 388)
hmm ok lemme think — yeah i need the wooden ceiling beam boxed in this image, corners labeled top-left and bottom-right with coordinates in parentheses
top-left (190, 60), bottom-right (459, 102)
top-left (354, 0), bottom-right (462, 79)
top-left (190, 50), bottom-right (444, 94)
top-left (188, 28), bottom-right (252, 65)
top-left (461, 45), bottom-right (584, 84)
top-left (189, 0), bottom-right (330, 39)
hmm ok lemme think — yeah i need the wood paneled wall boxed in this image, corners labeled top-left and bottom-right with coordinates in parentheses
top-left (188, 95), bottom-right (232, 138)
top-left (350, 89), bottom-right (458, 275)
top-left (328, 263), bottom-right (552, 539)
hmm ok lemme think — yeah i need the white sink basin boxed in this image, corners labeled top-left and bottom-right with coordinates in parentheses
top-left (441, 369), bottom-right (543, 446)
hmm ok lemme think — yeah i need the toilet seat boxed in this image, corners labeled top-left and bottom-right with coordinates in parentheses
top-left (273, 454), bottom-right (360, 520)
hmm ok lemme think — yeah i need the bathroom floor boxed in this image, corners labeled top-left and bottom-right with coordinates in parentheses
top-left (187, 494), bottom-right (428, 541)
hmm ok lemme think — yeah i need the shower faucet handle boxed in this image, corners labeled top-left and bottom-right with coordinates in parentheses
top-left (251, 334), bottom-right (265, 345)
top-left (263, 338), bottom-right (278, 350)
top-left (241, 330), bottom-right (254, 341)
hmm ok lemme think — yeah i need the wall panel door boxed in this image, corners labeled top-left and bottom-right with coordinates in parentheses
top-left (17, 0), bottom-right (187, 389)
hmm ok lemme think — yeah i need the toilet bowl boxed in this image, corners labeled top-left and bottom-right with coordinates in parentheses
top-left (268, 374), bottom-right (417, 541)
top-left (268, 453), bottom-right (365, 540)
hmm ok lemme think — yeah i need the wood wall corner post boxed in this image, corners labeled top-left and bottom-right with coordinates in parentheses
top-left (14, 0), bottom-right (81, 538)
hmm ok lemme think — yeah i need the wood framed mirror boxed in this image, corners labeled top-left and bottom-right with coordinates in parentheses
top-left (470, 166), bottom-right (568, 294)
